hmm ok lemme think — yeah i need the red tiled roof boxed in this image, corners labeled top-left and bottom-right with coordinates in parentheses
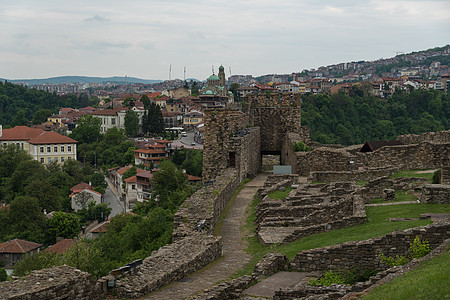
top-left (70, 182), bottom-right (94, 193)
top-left (0, 126), bottom-right (43, 141)
top-left (117, 165), bottom-right (144, 175)
top-left (91, 108), bottom-right (122, 116)
top-left (80, 106), bottom-right (96, 111)
top-left (91, 221), bottom-right (109, 233)
top-left (0, 239), bottom-right (42, 254)
top-left (136, 171), bottom-right (153, 179)
top-left (44, 239), bottom-right (74, 254)
top-left (188, 174), bottom-right (201, 181)
top-left (28, 131), bottom-right (77, 144)
top-left (147, 92), bottom-right (161, 98)
top-left (124, 175), bottom-right (137, 183)
top-left (69, 188), bottom-right (102, 198)
top-left (135, 149), bottom-right (166, 154)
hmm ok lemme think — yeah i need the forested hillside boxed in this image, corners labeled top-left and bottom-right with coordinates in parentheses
top-left (0, 81), bottom-right (96, 126)
top-left (301, 88), bottom-right (449, 145)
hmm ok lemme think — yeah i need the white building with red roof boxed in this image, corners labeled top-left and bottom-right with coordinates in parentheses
top-left (69, 182), bottom-right (103, 212)
top-left (0, 126), bottom-right (77, 164)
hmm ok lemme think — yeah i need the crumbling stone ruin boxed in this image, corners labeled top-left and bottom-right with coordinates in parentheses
top-left (193, 223), bottom-right (450, 300)
top-left (0, 265), bottom-right (106, 300)
top-left (256, 177), bottom-right (366, 245)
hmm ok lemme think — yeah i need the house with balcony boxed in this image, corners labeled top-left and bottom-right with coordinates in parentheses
top-left (134, 148), bottom-right (168, 169)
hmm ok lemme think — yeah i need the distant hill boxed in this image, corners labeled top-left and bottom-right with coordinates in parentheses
top-left (1, 76), bottom-right (162, 85)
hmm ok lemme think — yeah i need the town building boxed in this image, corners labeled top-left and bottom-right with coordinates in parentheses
top-left (0, 239), bottom-right (42, 267)
top-left (69, 182), bottom-right (103, 212)
top-left (0, 126), bottom-right (77, 164)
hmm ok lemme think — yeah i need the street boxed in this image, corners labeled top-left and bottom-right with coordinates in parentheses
top-left (171, 131), bottom-right (203, 150)
top-left (103, 177), bottom-right (126, 217)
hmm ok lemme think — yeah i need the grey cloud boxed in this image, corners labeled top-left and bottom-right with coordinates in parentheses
top-left (84, 15), bottom-right (110, 22)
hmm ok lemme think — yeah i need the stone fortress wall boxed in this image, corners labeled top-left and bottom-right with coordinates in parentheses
top-left (286, 130), bottom-right (450, 176)
top-left (246, 93), bottom-right (302, 155)
top-left (202, 107), bottom-right (250, 180)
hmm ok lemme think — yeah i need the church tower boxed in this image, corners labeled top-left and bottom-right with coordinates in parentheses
top-left (218, 65), bottom-right (226, 87)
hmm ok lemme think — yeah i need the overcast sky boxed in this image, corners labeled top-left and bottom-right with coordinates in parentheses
top-left (1, 0), bottom-right (449, 81)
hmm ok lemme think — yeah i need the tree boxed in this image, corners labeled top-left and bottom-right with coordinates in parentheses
top-left (8, 159), bottom-right (46, 198)
top-left (229, 83), bottom-right (240, 101)
top-left (122, 166), bottom-right (137, 180)
top-left (46, 212), bottom-right (81, 243)
top-left (152, 160), bottom-right (189, 209)
top-left (140, 95), bottom-right (151, 109)
top-left (90, 172), bottom-right (107, 195)
top-left (12, 110), bottom-right (28, 126)
top-left (191, 81), bottom-right (199, 96)
top-left (9, 195), bottom-right (46, 235)
top-left (25, 179), bottom-right (62, 212)
top-left (124, 110), bottom-right (139, 136)
top-left (32, 109), bottom-right (52, 125)
top-left (143, 102), bottom-right (164, 136)
top-left (69, 115), bottom-right (102, 144)
top-left (74, 191), bottom-right (94, 210)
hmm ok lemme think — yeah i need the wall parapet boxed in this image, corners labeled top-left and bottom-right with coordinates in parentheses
top-left (173, 168), bottom-right (240, 240)
top-left (113, 234), bottom-right (222, 298)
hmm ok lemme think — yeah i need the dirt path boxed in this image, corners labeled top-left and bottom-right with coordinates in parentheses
top-left (142, 173), bottom-right (268, 300)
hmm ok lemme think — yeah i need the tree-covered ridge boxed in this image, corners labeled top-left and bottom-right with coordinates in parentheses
top-left (302, 88), bottom-right (449, 145)
top-left (0, 81), bottom-right (96, 127)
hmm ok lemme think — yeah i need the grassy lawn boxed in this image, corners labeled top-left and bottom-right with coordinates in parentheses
top-left (234, 197), bottom-right (450, 278)
top-left (370, 190), bottom-right (417, 204)
top-left (389, 170), bottom-right (434, 182)
top-left (268, 187), bottom-right (293, 200)
top-left (361, 246), bottom-right (450, 300)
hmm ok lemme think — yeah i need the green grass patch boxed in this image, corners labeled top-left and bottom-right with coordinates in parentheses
top-left (268, 187), bottom-right (293, 200)
top-left (234, 202), bottom-right (450, 278)
top-left (389, 170), bottom-right (434, 182)
top-left (356, 180), bottom-right (369, 187)
top-left (361, 249), bottom-right (450, 300)
top-left (370, 190), bottom-right (417, 204)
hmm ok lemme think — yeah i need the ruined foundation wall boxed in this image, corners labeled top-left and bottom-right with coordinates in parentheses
top-left (309, 167), bottom-right (396, 183)
top-left (293, 141), bottom-right (449, 176)
top-left (290, 222), bottom-right (450, 272)
top-left (362, 142), bottom-right (449, 170)
top-left (420, 184), bottom-right (450, 204)
top-left (397, 130), bottom-right (450, 145)
top-left (0, 265), bottom-right (106, 300)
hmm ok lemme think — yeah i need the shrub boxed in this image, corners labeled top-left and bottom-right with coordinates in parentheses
top-left (309, 270), bottom-right (346, 286)
top-left (409, 236), bottom-right (430, 259)
top-left (0, 268), bottom-right (7, 282)
top-left (293, 141), bottom-right (311, 152)
top-left (379, 236), bottom-right (430, 268)
top-left (379, 253), bottom-right (409, 267)
top-left (432, 169), bottom-right (441, 184)
top-left (309, 268), bottom-right (377, 286)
